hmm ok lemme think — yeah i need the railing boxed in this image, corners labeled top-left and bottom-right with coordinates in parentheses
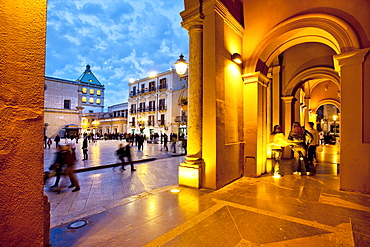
top-left (158, 84), bottom-right (167, 90)
top-left (129, 91), bottom-right (136, 97)
top-left (157, 120), bottom-right (165, 126)
top-left (130, 109), bottom-right (136, 114)
top-left (147, 121), bottom-right (155, 126)
top-left (158, 105), bottom-right (167, 111)
top-left (175, 116), bottom-right (187, 122)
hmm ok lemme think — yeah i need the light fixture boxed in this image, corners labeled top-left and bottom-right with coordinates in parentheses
top-left (174, 54), bottom-right (188, 77)
top-left (231, 53), bottom-right (242, 64)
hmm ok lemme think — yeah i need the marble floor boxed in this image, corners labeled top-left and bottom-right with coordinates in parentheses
top-left (50, 145), bottom-right (370, 246)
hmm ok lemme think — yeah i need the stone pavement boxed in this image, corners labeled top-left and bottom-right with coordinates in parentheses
top-left (44, 139), bottom-right (186, 228)
top-left (49, 145), bottom-right (370, 246)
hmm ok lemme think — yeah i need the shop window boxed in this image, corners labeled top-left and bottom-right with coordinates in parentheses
top-left (82, 88), bottom-right (87, 93)
top-left (82, 97), bottom-right (87, 103)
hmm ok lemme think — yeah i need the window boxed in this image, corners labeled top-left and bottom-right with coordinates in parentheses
top-left (97, 90), bottom-right (101, 96)
top-left (159, 78), bottom-right (167, 89)
top-left (159, 99), bottom-right (166, 110)
top-left (89, 79), bottom-right (93, 82)
top-left (89, 98), bottom-right (94, 103)
top-left (141, 84), bottom-right (145, 93)
top-left (90, 89), bottom-right (94, 94)
top-left (132, 86), bottom-right (136, 96)
top-left (82, 97), bottom-right (87, 103)
top-left (149, 81), bottom-right (155, 91)
top-left (89, 110), bottom-right (93, 113)
top-left (64, 100), bottom-right (70, 109)
top-left (96, 98), bottom-right (101, 104)
top-left (82, 88), bottom-right (87, 93)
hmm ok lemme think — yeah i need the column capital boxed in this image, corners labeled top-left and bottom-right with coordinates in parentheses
top-left (281, 96), bottom-right (295, 103)
top-left (242, 72), bottom-right (270, 87)
top-left (334, 48), bottom-right (370, 72)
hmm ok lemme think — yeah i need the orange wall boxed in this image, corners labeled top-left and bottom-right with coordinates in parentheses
top-left (0, 0), bottom-right (48, 246)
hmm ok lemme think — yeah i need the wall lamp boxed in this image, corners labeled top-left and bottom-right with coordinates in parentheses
top-left (231, 53), bottom-right (242, 64)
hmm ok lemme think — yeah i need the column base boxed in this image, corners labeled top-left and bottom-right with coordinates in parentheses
top-left (178, 156), bottom-right (203, 188)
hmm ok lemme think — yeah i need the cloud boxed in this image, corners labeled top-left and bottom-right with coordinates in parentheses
top-left (45, 0), bottom-right (188, 109)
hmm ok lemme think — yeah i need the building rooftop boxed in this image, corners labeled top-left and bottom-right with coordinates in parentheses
top-left (76, 65), bottom-right (103, 86)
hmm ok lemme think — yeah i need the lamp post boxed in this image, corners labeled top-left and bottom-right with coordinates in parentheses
top-left (333, 115), bottom-right (338, 136)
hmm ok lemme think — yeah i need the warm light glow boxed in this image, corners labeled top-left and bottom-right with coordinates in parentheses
top-left (170, 188), bottom-right (181, 193)
top-left (149, 71), bottom-right (157, 78)
top-left (174, 54), bottom-right (188, 76)
top-left (90, 89), bottom-right (94, 94)
top-left (333, 115), bottom-right (338, 121)
top-left (231, 53), bottom-right (242, 64)
top-left (92, 120), bottom-right (99, 127)
top-left (82, 88), bottom-right (87, 93)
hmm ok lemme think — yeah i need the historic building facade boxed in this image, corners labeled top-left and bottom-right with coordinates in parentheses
top-left (44, 65), bottom-right (105, 138)
top-left (127, 69), bottom-right (188, 137)
top-left (81, 102), bottom-right (128, 136)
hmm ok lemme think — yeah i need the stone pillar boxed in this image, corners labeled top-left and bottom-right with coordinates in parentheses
top-left (334, 48), bottom-right (370, 194)
top-left (243, 72), bottom-right (270, 177)
top-left (281, 96), bottom-right (294, 158)
top-left (271, 65), bottom-right (281, 126)
top-left (0, 0), bottom-right (49, 246)
top-left (178, 16), bottom-right (204, 188)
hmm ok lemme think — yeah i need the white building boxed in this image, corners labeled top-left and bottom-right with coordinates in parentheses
top-left (128, 69), bottom-right (188, 137)
top-left (44, 65), bottom-right (105, 138)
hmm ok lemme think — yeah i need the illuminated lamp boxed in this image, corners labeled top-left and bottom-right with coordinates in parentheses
top-left (174, 54), bottom-right (188, 77)
top-left (231, 53), bottom-right (242, 64)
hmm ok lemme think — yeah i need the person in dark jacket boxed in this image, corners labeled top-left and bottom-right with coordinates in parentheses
top-left (117, 144), bottom-right (136, 171)
top-left (82, 138), bottom-right (88, 160)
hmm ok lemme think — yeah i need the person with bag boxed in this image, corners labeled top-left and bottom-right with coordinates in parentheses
top-left (288, 122), bottom-right (313, 175)
top-left (270, 125), bottom-right (293, 178)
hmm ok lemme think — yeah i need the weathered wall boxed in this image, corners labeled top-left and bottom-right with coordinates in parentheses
top-left (0, 0), bottom-right (49, 246)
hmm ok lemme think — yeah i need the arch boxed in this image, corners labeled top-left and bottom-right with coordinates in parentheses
top-left (284, 67), bottom-right (340, 96)
top-left (245, 13), bottom-right (361, 73)
top-left (311, 99), bottom-right (340, 113)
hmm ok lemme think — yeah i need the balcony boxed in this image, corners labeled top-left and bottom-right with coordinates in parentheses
top-left (129, 122), bottom-right (135, 127)
top-left (147, 121), bottom-right (155, 126)
top-left (158, 105), bottom-right (167, 111)
top-left (175, 116), bottom-right (187, 123)
top-left (130, 109), bottom-right (136, 114)
top-left (129, 91), bottom-right (137, 97)
top-left (157, 120), bottom-right (165, 126)
top-left (158, 84), bottom-right (167, 90)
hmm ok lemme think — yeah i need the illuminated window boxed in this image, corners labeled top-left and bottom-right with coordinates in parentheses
top-left (82, 97), bottom-right (86, 103)
top-left (96, 99), bottom-right (101, 104)
top-left (82, 88), bottom-right (87, 93)
top-left (89, 98), bottom-right (94, 103)
top-left (90, 89), bottom-right (94, 94)
top-left (89, 79), bottom-right (93, 82)
top-left (97, 90), bottom-right (101, 96)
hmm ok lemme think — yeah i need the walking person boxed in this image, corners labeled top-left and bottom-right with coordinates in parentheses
top-left (49, 145), bottom-right (67, 189)
top-left (47, 138), bottom-right (53, 149)
top-left (117, 144), bottom-right (136, 171)
top-left (44, 135), bottom-right (48, 149)
top-left (54, 134), bottom-right (60, 148)
top-left (70, 136), bottom-right (77, 159)
top-left (182, 135), bottom-right (187, 154)
top-left (288, 122), bottom-right (313, 175)
top-left (270, 125), bottom-right (292, 178)
top-left (162, 133), bottom-right (169, 151)
top-left (64, 144), bottom-right (80, 192)
top-left (82, 137), bottom-right (88, 160)
top-left (306, 122), bottom-right (320, 172)
top-left (171, 133), bottom-right (177, 153)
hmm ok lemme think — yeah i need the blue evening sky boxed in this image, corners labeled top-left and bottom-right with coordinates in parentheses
top-left (45, 0), bottom-right (189, 108)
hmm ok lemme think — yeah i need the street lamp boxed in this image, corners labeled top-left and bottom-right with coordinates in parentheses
top-left (174, 54), bottom-right (188, 79)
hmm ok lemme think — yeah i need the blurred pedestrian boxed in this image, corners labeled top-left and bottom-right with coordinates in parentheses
top-left (65, 144), bottom-right (80, 192)
top-left (44, 135), bottom-right (47, 149)
top-left (171, 133), bottom-right (177, 153)
top-left (54, 134), bottom-right (60, 148)
top-left (270, 125), bottom-right (292, 178)
top-left (182, 135), bottom-right (187, 154)
top-left (117, 144), bottom-right (136, 172)
top-left (288, 122), bottom-right (313, 175)
top-left (47, 138), bottom-right (52, 149)
top-left (162, 133), bottom-right (168, 151)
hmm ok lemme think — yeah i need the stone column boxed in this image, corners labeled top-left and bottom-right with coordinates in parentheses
top-left (178, 16), bottom-right (204, 188)
top-left (334, 48), bottom-right (370, 194)
top-left (281, 96), bottom-right (294, 158)
top-left (242, 72), bottom-right (270, 177)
